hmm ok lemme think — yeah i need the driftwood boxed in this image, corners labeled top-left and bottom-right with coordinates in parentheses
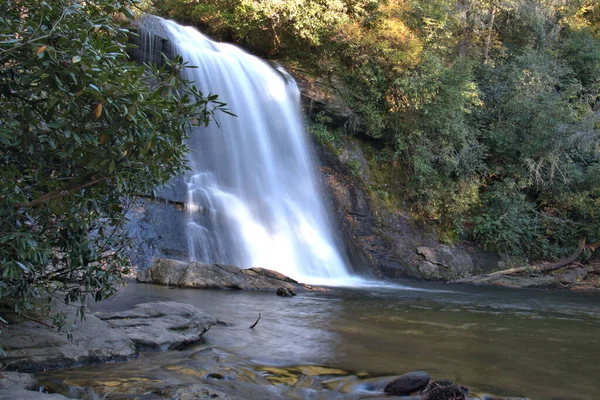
top-left (249, 313), bottom-right (261, 329)
top-left (489, 238), bottom-right (590, 277)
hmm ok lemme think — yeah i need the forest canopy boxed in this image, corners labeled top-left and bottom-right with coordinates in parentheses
top-left (148, 0), bottom-right (600, 261)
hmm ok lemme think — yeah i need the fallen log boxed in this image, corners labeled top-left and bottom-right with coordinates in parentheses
top-left (489, 239), bottom-right (588, 277)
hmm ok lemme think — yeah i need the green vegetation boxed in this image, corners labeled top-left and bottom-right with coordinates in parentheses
top-left (152, 0), bottom-right (599, 262)
top-left (0, 0), bottom-right (225, 330)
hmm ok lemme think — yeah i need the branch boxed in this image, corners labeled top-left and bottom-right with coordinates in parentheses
top-left (20, 312), bottom-right (54, 328)
top-left (0, 6), bottom-right (68, 60)
top-left (489, 238), bottom-right (587, 276)
top-left (14, 177), bottom-right (107, 208)
top-left (249, 313), bottom-right (261, 329)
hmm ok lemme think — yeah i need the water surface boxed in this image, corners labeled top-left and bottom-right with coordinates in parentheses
top-left (40, 281), bottom-right (600, 399)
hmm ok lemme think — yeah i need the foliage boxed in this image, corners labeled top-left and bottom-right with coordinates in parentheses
top-left (0, 0), bottom-right (225, 326)
top-left (152, 0), bottom-right (599, 259)
top-left (151, 0), bottom-right (379, 56)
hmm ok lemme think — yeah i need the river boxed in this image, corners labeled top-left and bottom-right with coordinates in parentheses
top-left (38, 281), bottom-right (600, 399)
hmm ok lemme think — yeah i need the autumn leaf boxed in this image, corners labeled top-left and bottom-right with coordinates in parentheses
top-left (93, 104), bottom-right (103, 120)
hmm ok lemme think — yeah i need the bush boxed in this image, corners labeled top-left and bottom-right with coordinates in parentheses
top-left (0, 0), bottom-right (225, 330)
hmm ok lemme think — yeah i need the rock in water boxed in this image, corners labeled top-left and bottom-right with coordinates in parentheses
top-left (384, 371), bottom-right (430, 395)
top-left (276, 287), bottom-right (297, 296)
top-left (97, 301), bottom-right (217, 351)
top-left (137, 258), bottom-right (320, 293)
top-left (0, 306), bottom-right (135, 373)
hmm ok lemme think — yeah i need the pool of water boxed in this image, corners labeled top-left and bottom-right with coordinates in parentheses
top-left (38, 280), bottom-right (600, 399)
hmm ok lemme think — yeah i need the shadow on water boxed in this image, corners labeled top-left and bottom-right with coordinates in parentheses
top-left (38, 280), bottom-right (600, 399)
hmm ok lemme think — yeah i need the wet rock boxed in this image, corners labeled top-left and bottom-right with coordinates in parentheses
top-left (0, 372), bottom-right (71, 400)
top-left (277, 287), bottom-right (297, 297)
top-left (423, 379), bottom-right (468, 400)
top-left (417, 246), bottom-right (476, 280)
top-left (137, 259), bottom-right (321, 293)
top-left (0, 371), bottom-right (38, 390)
top-left (0, 391), bottom-right (76, 400)
top-left (559, 268), bottom-right (587, 284)
top-left (0, 305), bottom-right (135, 373)
top-left (97, 301), bottom-right (216, 351)
top-left (384, 371), bottom-right (430, 395)
top-left (455, 274), bottom-right (562, 289)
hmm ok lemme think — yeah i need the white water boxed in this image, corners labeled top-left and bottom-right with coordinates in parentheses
top-left (149, 18), bottom-right (356, 285)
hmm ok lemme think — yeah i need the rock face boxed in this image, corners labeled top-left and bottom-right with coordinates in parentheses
top-left (316, 139), bottom-right (500, 281)
top-left (137, 259), bottom-right (322, 292)
top-left (98, 301), bottom-right (217, 351)
top-left (417, 245), bottom-right (477, 281)
top-left (0, 306), bottom-right (135, 373)
top-left (384, 371), bottom-right (431, 395)
top-left (126, 178), bottom-right (191, 270)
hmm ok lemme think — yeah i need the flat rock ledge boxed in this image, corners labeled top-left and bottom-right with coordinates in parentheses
top-left (0, 301), bottom-right (215, 373)
top-left (137, 259), bottom-right (326, 292)
top-left (0, 305), bottom-right (135, 373)
top-left (97, 301), bottom-right (216, 351)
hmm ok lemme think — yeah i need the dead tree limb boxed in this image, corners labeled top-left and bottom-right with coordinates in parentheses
top-left (249, 313), bottom-right (261, 329)
top-left (489, 238), bottom-right (587, 276)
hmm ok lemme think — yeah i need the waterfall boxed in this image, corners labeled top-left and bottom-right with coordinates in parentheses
top-left (142, 17), bottom-right (356, 285)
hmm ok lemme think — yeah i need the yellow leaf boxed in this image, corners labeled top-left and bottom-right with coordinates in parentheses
top-left (100, 133), bottom-right (109, 144)
top-left (36, 46), bottom-right (47, 54)
top-left (93, 104), bottom-right (102, 120)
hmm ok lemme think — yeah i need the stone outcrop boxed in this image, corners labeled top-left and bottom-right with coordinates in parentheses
top-left (137, 259), bottom-right (324, 292)
top-left (0, 301), bottom-right (215, 372)
top-left (315, 137), bottom-right (502, 281)
top-left (97, 301), bottom-right (216, 351)
top-left (416, 245), bottom-right (477, 280)
top-left (0, 305), bottom-right (135, 373)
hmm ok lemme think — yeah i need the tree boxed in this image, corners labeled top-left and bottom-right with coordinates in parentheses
top-left (0, 0), bottom-right (225, 330)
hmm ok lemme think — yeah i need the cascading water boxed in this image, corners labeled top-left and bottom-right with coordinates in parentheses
top-left (143, 17), bottom-right (356, 285)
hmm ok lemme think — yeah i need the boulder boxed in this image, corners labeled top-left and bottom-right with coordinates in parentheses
top-left (384, 371), bottom-right (430, 395)
top-left (559, 268), bottom-right (588, 284)
top-left (417, 246), bottom-right (476, 281)
top-left (97, 301), bottom-right (216, 351)
top-left (0, 305), bottom-right (135, 373)
top-left (137, 259), bottom-right (322, 293)
top-left (277, 287), bottom-right (297, 297)
top-left (0, 371), bottom-right (38, 391)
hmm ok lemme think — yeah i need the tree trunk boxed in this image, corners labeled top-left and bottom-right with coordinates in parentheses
top-left (489, 238), bottom-right (588, 276)
top-left (483, 7), bottom-right (496, 64)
